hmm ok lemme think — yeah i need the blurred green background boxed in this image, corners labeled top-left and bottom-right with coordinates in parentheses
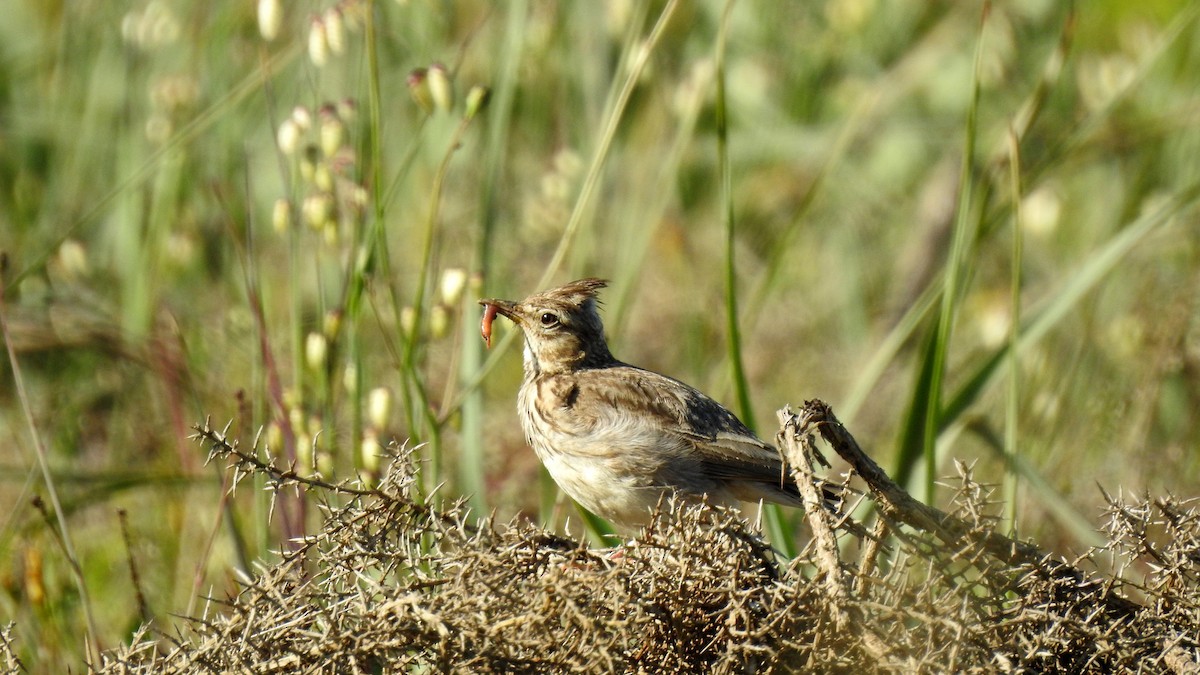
top-left (2, 0), bottom-right (1199, 668)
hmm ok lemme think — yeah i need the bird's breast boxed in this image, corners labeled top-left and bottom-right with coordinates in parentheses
top-left (516, 375), bottom-right (677, 525)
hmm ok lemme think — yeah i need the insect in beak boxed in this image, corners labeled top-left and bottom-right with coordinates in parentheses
top-left (480, 303), bottom-right (499, 348)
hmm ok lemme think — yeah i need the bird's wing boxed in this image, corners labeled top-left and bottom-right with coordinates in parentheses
top-left (566, 365), bottom-right (794, 490)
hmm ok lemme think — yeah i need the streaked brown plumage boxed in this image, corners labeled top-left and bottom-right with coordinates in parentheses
top-left (481, 278), bottom-right (813, 527)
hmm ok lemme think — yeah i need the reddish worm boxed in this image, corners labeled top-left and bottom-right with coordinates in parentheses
top-left (480, 303), bottom-right (498, 348)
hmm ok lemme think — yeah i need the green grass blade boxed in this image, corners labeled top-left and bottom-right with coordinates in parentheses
top-left (1002, 128), bottom-right (1024, 535)
top-left (943, 183), bottom-right (1200, 426)
top-left (892, 326), bottom-right (941, 492)
top-left (841, 284), bottom-right (940, 426)
top-left (714, 0), bottom-right (794, 557)
top-left (460, 0), bottom-right (529, 515)
top-left (904, 5), bottom-right (987, 504)
top-left (535, 0), bottom-right (680, 289)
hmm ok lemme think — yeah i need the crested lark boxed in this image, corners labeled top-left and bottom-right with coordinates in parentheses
top-left (481, 278), bottom-right (820, 527)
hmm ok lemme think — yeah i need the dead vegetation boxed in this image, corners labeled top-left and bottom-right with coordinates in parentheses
top-left (7, 401), bottom-right (1197, 673)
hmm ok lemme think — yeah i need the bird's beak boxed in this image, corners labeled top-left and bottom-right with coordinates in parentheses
top-left (479, 299), bottom-right (520, 323)
top-left (478, 298), bottom-right (520, 349)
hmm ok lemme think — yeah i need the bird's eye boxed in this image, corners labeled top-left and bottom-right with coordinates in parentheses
top-left (539, 312), bottom-right (559, 327)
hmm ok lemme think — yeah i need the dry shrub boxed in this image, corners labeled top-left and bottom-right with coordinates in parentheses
top-left (7, 403), bottom-right (1196, 673)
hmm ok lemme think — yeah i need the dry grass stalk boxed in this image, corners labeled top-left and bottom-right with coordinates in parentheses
top-left (2, 403), bottom-right (1187, 673)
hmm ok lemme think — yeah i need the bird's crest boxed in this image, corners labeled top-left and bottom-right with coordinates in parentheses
top-left (541, 278), bottom-right (608, 307)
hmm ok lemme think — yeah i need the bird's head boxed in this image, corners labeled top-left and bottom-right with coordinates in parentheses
top-left (480, 278), bottom-right (615, 375)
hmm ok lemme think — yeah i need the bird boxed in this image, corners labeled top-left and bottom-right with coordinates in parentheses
top-left (480, 277), bottom-right (826, 528)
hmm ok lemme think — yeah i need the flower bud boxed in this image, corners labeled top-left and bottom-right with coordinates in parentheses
top-left (1022, 185), bottom-right (1061, 238)
top-left (305, 332), bottom-right (328, 371)
top-left (439, 268), bottom-right (467, 306)
top-left (276, 119), bottom-right (300, 155)
top-left (299, 146), bottom-right (318, 183)
top-left (272, 198), bottom-right (291, 234)
top-left (336, 98), bottom-right (358, 123)
top-left (257, 0), bottom-right (282, 41)
top-left (427, 62), bottom-right (453, 113)
top-left (360, 430), bottom-right (381, 475)
top-left (57, 239), bottom-right (90, 279)
top-left (429, 305), bottom-right (450, 338)
top-left (308, 17), bottom-right (329, 67)
top-left (407, 68), bottom-right (432, 113)
top-left (323, 7), bottom-right (345, 55)
top-left (318, 106), bottom-right (344, 157)
top-left (368, 387), bottom-right (392, 430)
top-left (464, 85), bottom-right (490, 120)
top-left (291, 105), bottom-right (313, 130)
top-left (302, 193), bottom-right (333, 229)
top-left (295, 431), bottom-right (313, 476)
top-left (323, 309), bottom-right (342, 340)
top-left (349, 185), bottom-right (369, 213)
top-left (265, 421), bottom-right (284, 452)
top-left (313, 162), bottom-right (334, 192)
top-left (399, 306), bottom-right (416, 336)
top-left (323, 221), bottom-right (340, 246)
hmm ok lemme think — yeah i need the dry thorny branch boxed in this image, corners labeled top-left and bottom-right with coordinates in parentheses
top-left (6, 401), bottom-right (1196, 673)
